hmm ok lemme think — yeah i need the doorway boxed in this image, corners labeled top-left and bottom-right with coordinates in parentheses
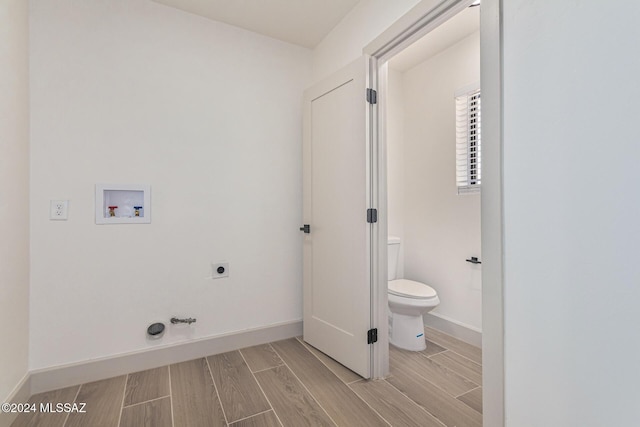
top-left (385, 3), bottom-right (482, 348)
top-left (301, 0), bottom-right (503, 424)
top-left (383, 4), bottom-right (484, 425)
top-left (366, 0), bottom-right (503, 425)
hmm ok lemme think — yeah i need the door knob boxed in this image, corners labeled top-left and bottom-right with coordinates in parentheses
top-left (299, 224), bottom-right (310, 233)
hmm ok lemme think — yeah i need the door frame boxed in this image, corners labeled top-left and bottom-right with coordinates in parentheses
top-left (364, 0), bottom-right (504, 425)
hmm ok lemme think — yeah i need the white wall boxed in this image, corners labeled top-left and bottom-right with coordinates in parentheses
top-left (502, 1), bottom-right (640, 425)
top-left (0, 0), bottom-right (30, 402)
top-left (393, 32), bottom-right (481, 332)
top-left (29, 0), bottom-right (311, 370)
top-left (312, 0), bottom-right (420, 81)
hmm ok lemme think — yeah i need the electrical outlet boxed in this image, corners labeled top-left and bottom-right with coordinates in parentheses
top-left (50, 200), bottom-right (69, 220)
top-left (211, 262), bottom-right (229, 279)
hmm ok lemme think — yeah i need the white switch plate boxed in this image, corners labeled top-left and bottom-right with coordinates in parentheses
top-left (211, 262), bottom-right (229, 279)
top-left (50, 200), bottom-right (69, 220)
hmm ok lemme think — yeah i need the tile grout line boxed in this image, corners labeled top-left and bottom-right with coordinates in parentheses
top-left (345, 382), bottom-right (392, 427)
top-left (227, 409), bottom-right (276, 426)
top-left (426, 349), bottom-right (483, 387)
top-left (424, 349), bottom-right (482, 368)
top-left (238, 349), bottom-right (284, 427)
top-left (428, 347), bottom-right (482, 365)
top-left (381, 378), bottom-right (447, 427)
top-left (250, 364), bottom-right (285, 374)
top-left (116, 374), bottom-right (129, 427)
top-left (429, 347), bottom-right (483, 368)
top-left (423, 331), bottom-right (483, 364)
top-left (425, 348), bottom-right (448, 359)
top-left (204, 356), bottom-right (229, 426)
top-left (391, 356), bottom-right (473, 401)
top-left (269, 343), bottom-right (339, 427)
top-left (239, 344), bottom-right (284, 374)
top-left (295, 337), bottom-right (346, 382)
top-left (61, 383), bottom-right (83, 427)
top-left (416, 350), bottom-right (482, 389)
top-left (122, 394), bottom-right (171, 409)
top-left (391, 341), bottom-right (483, 423)
top-left (456, 386), bottom-right (483, 416)
top-left (394, 345), bottom-right (481, 393)
top-left (294, 336), bottom-right (358, 386)
top-left (456, 385), bottom-right (482, 399)
top-left (167, 365), bottom-right (175, 427)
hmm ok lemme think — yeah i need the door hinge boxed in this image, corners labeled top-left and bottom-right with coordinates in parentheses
top-left (367, 328), bottom-right (378, 344)
top-left (366, 88), bottom-right (377, 104)
top-left (367, 208), bottom-right (377, 223)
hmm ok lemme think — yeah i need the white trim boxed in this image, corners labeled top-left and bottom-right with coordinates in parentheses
top-left (1, 371), bottom-right (30, 404)
top-left (372, 61), bottom-right (389, 379)
top-left (364, 0), bottom-right (477, 63)
top-left (0, 372), bottom-right (31, 427)
top-left (366, 54), bottom-right (377, 380)
top-left (479, 0), bottom-right (504, 424)
top-left (30, 320), bottom-right (302, 394)
top-left (424, 312), bottom-right (482, 347)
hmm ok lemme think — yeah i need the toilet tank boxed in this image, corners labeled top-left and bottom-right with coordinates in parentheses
top-left (388, 236), bottom-right (401, 281)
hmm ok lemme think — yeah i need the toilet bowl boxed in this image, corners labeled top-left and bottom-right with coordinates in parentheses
top-left (388, 237), bottom-right (440, 351)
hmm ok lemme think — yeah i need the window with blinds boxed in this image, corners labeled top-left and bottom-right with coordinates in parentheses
top-left (455, 86), bottom-right (481, 194)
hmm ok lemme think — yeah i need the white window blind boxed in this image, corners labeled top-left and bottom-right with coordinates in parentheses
top-left (455, 86), bottom-right (481, 194)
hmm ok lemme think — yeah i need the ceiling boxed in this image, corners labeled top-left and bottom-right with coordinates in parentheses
top-left (389, 6), bottom-right (480, 72)
top-left (152, 0), bottom-right (360, 48)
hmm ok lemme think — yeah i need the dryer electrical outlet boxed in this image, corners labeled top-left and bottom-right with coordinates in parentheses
top-left (211, 262), bottom-right (229, 279)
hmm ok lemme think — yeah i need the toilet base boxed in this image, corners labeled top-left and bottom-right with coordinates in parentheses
top-left (389, 312), bottom-right (426, 351)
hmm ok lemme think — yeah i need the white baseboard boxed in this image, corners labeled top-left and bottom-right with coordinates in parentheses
top-left (424, 312), bottom-right (482, 348)
top-left (30, 320), bottom-right (302, 395)
top-left (0, 372), bottom-right (31, 427)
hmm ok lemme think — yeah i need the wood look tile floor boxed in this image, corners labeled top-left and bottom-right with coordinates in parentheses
top-left (12, 328), bottom-right (482, 427)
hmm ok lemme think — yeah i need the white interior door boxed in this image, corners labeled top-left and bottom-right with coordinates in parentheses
top-left (302, 56), bottom-right (373, 378)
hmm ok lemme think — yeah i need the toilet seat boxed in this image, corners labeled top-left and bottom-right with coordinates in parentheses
top-left (389, 279), bottom-right (437, 299)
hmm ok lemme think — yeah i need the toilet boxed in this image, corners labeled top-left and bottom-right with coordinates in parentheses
top-left (388, 236), bottom-right (440, 351)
